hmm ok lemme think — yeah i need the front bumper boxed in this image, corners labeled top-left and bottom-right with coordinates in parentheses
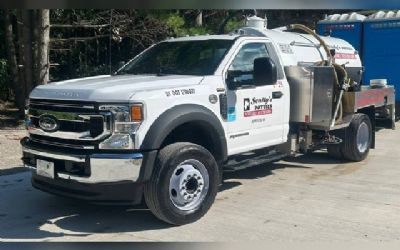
top-left (21, 137), bottom-right (157, 203)
top-left (31, 174), bottom-right (145, 204)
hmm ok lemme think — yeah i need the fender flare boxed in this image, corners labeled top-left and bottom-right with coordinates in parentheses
top-left (140, 104), bottom-right (227, 162)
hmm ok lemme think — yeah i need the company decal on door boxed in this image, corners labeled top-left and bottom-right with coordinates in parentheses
top-left (243, 97), bottom-right (273, 117)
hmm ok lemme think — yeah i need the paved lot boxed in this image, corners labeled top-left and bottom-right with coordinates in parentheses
top-left (1, 124), bottom-right (400, 242)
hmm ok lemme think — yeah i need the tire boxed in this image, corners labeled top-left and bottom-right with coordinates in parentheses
top-left (341, 114), bottom-right (372, 162)
top-left (327, 144), bottom-right (343, 159)
top-left (144, 142), bottom-right (220, 225)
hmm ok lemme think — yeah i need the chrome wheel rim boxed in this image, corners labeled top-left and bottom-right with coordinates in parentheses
top-left (169, 159), bottom-right (209, 211)
top-left (356, 122), bottom-right (369, 153)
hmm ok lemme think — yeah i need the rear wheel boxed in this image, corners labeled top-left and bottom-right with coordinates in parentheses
top-left (144, 142), bottom-right (219, 225)
top-left (342, 114), bottom-right (372, 161)
top-left (327, 114), bottom-right (372, 162)
top-left (327, 144), bottom-right (343, 159)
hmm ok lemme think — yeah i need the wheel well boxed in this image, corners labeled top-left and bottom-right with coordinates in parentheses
top-left (160, 122), bottom-right (223, 163)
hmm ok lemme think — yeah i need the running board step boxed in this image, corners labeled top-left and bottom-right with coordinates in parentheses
top-left (223, 151), bottom-right (288, 171)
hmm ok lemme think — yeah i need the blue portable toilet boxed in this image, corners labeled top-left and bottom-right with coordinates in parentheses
top-left (363, 11), bottom-right (400, 102)
top-left (317, 13), bottom-right (366, 54)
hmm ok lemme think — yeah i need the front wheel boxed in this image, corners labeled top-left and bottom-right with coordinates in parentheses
top-left (144, 142), bottom-right (220, 225)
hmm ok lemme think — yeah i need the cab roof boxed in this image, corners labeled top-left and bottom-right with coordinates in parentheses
top-left (164, 34), bottom-right (240, 42)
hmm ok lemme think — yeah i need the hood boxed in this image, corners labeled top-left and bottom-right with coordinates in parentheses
top-left (30, 74), bottom-right (204, 102)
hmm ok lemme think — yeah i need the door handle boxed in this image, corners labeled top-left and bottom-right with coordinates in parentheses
top-left (272, 91), bottom-right (283, 99)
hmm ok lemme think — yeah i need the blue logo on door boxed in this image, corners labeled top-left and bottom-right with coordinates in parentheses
top-left (227, 107), bottom-right (236, 122)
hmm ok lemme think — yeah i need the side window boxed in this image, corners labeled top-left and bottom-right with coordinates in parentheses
top-left (228, 43), bottom-right (270, 85)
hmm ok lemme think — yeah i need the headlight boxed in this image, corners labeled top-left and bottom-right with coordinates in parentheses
top-left (99, 103), bottom-right (144, 149)
top-left (99, 134), bottom-right (133, 149)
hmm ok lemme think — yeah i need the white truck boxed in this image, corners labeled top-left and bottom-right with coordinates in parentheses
top-left (21, 17), bottom-right (395, 225)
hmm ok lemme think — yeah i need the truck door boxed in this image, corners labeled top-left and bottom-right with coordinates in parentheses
top-left (225, 41), bottom-right (286, 155)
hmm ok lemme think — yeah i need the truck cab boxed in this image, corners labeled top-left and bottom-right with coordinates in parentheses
top-left (21, 19), bottom-right (395, 225)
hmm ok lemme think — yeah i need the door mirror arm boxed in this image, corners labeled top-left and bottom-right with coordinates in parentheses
top-left (226, 70), bottom-right (254, 90)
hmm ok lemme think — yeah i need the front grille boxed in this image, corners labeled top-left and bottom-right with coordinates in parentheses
top-left (28, 99), bottom-right (112, 149)
top-left (29, 99), bottom-right (96, 113)
top-left (29, 134), bottom-right (98, 149)
top-left (30, 116), bottom-right (91, 133)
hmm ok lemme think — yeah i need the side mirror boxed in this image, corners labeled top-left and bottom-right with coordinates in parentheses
top-left (253, 57), bottom-right (277, 86)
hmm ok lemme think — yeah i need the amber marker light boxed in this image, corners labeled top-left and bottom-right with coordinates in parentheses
top-left (131, 105), bottom-right (143, 122)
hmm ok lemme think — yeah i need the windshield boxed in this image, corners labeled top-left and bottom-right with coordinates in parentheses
top-left (117, 39), bottom-right (234, 76)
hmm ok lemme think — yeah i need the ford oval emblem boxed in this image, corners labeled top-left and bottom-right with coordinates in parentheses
top-left (38, 115), bottom-right (59, 132)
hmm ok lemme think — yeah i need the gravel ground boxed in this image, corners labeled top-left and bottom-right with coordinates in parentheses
top-left (0, 129), bottom-right (26, 174)
top-left (0, 101), bottom-right (27, 174)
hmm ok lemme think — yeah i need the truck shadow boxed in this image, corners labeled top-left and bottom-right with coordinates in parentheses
top-left (0, 151), bottom-right (340, 240)
top-left (0, 195), bottom-right (170, 240)
top-left (41, 201), bottom-right (170, 237)
top-left (220, 162), bottom-right (311, 192)
top-left (220, 151), bottom-right (344, 192)
top-left (0, 174), bottom-right (169, 240)
top-left (282, 151), bottom-right (346, 165)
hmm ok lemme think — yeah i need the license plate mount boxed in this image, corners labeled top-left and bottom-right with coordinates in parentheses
top-left (36, 159), bottom-right (55, 179)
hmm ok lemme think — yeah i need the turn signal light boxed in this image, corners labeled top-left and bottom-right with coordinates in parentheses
top-left (131, 105), bottom-right (143, 122)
